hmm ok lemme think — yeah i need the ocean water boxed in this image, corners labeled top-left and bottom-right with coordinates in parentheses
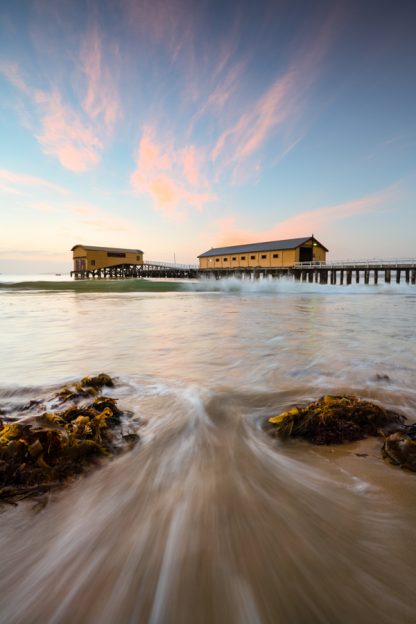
top-left (1, 275), bottom-right (416, 623)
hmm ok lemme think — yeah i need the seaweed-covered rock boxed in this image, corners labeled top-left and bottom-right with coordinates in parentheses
top-left (382, 428), bottom-right (416, 471)
top-left (0, 375), bottom-right (139, 505)
top-left (267, 395), bottom-right (405, 445)
top-left (55, 373), bottom-right (115, 403)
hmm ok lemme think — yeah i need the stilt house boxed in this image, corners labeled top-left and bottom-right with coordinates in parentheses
top-left (197, 236), bottom-right (328, 270)
top-left (71, 245), bottom-right (144, 272)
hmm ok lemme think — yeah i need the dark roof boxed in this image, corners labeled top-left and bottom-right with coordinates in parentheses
top-left (71, 245), bottom-right (143, 253)
top-left (198, 237), bottom-right (328, 257)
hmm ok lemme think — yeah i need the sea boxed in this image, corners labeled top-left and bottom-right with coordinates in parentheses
top-left (1, 273), bottom-right (416, 623)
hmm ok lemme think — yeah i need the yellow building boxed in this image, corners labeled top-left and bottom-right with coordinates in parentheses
top-left (71, 245), bottom-right (144, 272)
top-left (198, 236), bottom-right (328, 270)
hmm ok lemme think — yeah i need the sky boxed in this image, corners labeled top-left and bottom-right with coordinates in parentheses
top-left (0, 0), bottom-right (415, 273)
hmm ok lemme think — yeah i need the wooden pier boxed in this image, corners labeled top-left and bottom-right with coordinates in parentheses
top-left (71, 259), bottom-right (416, 285)
top-left (201, 260), bottom-right (416, 285)
top-left (70, 260), bottom-right (199, 280)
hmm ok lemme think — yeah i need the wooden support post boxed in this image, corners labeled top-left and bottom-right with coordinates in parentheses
top-left (412, 270), bottom-right (416, 285)
top-left (308, 271), bottom-right (313, 283)
top-left (320, 270), bottom-right (328, 284)
top-left (385, 269), bottom-right (391, 284)
top-left (396, 269), bottom-right (401, 284)
top-left (374, 269), bottom-right (378, 285)
top-left (340, 269), bottom-right (344, 285)
top-left (346, 270), bottom-right (352, 285)
top-left (405, 269), bottom-right (410, 283)
top-left (356, 270), bottom-right (360, 284)
top-left (364, 270), bottom-right (369, 284)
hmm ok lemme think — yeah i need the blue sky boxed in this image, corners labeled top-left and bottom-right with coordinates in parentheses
top-left (1, 0), bottom-right (415, 272)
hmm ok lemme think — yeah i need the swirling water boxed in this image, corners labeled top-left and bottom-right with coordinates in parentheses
top-left (1, 276), bottom-right (416, 623)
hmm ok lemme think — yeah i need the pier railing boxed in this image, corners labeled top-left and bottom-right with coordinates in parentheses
top-left (294, 259), bottom-right (416, 269)
top-left (146, 260), bottom-right (199, 270)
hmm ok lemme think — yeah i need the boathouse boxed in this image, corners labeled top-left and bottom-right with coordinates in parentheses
top-left (71, 245), bottom-right (144, 272)
top-left (197, 236), bottom-right (328, 270)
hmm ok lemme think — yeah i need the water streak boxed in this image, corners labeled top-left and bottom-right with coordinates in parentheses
top-left (1, 280), bottom-right (416, 622)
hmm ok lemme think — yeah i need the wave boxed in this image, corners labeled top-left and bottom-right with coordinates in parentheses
top-left (1, 275), bottom-right (415, 295)
top-left (183, 276), bottom-right (416, 296)
top-left (0, 279), bottom-right (184, 293)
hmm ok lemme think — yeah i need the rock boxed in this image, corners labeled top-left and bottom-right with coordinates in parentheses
top-left (267, 395), bottom-right (405, 445)
top-left (382, 431), bottom-right (416, 471)
top-left (0, 375), bottom-right (138, 505)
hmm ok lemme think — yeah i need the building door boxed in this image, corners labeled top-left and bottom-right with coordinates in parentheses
top-left (75, 258), bottom-right (86, 271)
top-left (299, 246), bottom-right (313, 262)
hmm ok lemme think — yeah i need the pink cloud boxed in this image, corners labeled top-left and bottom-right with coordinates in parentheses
top-left (210, 185), bottom-right (398, 248)
top-left (211, 11), bottom-right (341, 177)
top-left (1, 25), bottom-right (120, 173)
top-left (181, 145), bottom-right (202, 186)
top-left (0, 61), bottom-right (32, 96)
top-left (79, 26), bottom-right (120, 131)
top-left (188, 61), bottom-right (245, 134)
top-left (0, 168), bottom-right (68, 194)
top-left (271, 186), bottom-right (397, 238)
top-left (34, 89), bottom-right (103, 172)
top-left (131, 126), bottom-right (216, 218)
top-left (212, 65), bottom-right (306, 168)
top-left (1, 64), bottom-right (104, 173)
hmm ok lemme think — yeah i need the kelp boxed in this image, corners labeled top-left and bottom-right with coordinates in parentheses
top-left (267, 394), bottom-right (416, 472)
top-left (267, 395), bottom-right (405, 445)
top-left (55, 373), bottom-right (114, 403)
top-left (0, 374), bottom-right (139, 505)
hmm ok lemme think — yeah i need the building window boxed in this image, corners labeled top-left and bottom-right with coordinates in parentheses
top-left (136, 255), bottom-right (141, 261)
top-left (91, 260), bottom-right (96, 266)
top-left (273, 254), bottom-right (279, 258)
top-left (223, 258), bottom-right (228, 262)
top-left (216, 258), bottom-right (220, 262)
top-left (261, 255), bottom-right (267, 259)
top-left (232, 257), bottom-right (236, 261)
top-left (241, 256), bottom-right (246, 260)
top-left (107, 252), bottom-right (126, 258)
top-left (250, 255), bottom-right (255, 260)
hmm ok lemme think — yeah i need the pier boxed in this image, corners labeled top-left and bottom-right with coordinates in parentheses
top-left (201, 259), bottom-right (416, 285)
top-left (71, 258), bottom-right (416, 285)
top-left (71, 260), bottom-right (199, 280)
top-left (291, 260), bottom-right (416, 285)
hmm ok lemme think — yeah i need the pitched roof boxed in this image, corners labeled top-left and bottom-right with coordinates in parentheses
top-left (197, 237), bottom-right (328, 257)
top-left (71, 245), bottom-right (143, 253)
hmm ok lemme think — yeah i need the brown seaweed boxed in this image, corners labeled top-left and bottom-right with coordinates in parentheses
top-left (54, 373), bottom-right (115, 404)
top-left (267, 395), bottom-right (405, 445)
top-left (0, 374), bottom-right (138, 505)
